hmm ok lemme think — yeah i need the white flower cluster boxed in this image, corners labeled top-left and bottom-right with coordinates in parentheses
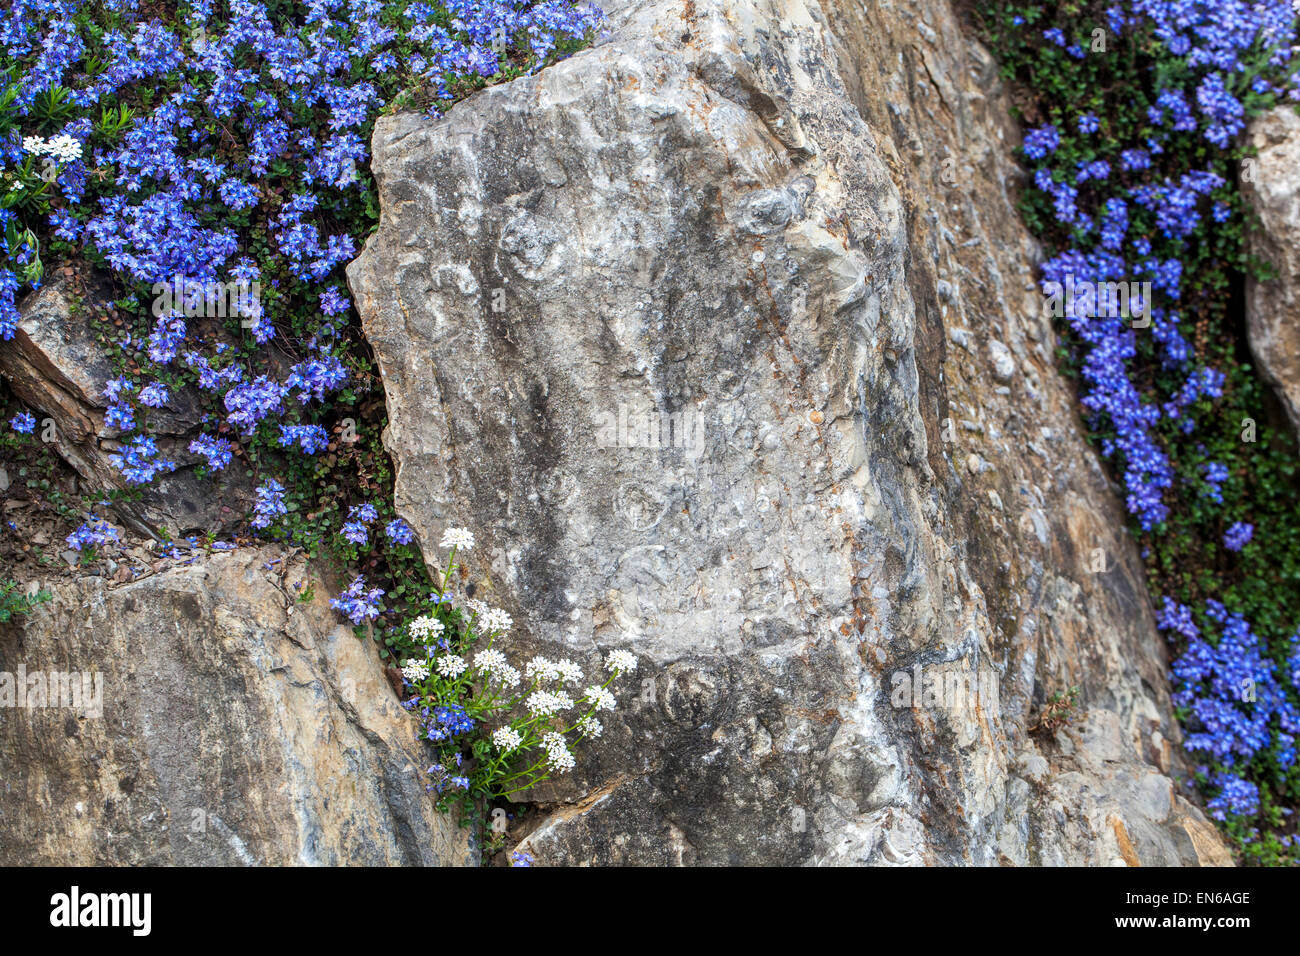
top-left (400, 658), bottom-right (430, 683)
top-left (409, 615), bottom-right (444, 643)
top-left (523, 655), bottom-right (584, 685)
top-left (492, 726), bottom-right (523, 751)
top-left (554, 658), bottom-right (584, 685)
top-left (526, 656), bottom-right (561, 682)
top-left (542, 731), bottom-right (576, 773)
top-left (474, 649), bottom-right (521, 687)
top-left (605, 649), bottom-right (637, 674)
top-left (23, 134), bottom-right (81, 164)
top-left (584, 685), bottom-right (616, 712)
top-left (391, 542), bottom-right (640, 793)
top-left (439, 527), bottom-right (475, 550)
top-left (435, 654), bottom-right (468, 678)
top-left (526, 689), bottom-right (574, 717)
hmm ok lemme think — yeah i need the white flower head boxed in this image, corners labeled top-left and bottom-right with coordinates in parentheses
top-left (542, 731), bottom-right (576, 773)
top-left (577, 715), bottom-right (604, 738)
top-left (475, 648), bottom-right (506, 671)
top-left (525, 689), bottom-right (573, 717)
top-left (435, 654), bottom-right (468, 678)
top-left (409, 615), bottom-right (445, 643)
top-left (481, 607), bottom-right (513, 635)
top-left (475, 649), bottom-right (521, 687)
top-left (585, 685), bottom-right (616, 712)
top-left (22, 134), bottom-right (81, 164)
top-left (526, 655), bottom-right (559, 683)
top-left (553, 658), bottom-right (584, 685)
top-left (400, 658), bottom-right (430, 683)
top-left (47, 134), bottom-right (82, 163)
top-left (604, 649), bottom-right (637, 674)
top-left (492, 726), bottom-right (523, 751)
top-left (439, 527), bottom-right (475, 550)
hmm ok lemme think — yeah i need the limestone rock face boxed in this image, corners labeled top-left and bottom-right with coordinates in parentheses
top-left (1242, 106), bottom-right (1300, 441)
top-left (348, 0), bottom-right (1229, 864)
top-left (0, 548), bottom-right (472, 866)
top-left (0, 271), bottom-right (252, 536)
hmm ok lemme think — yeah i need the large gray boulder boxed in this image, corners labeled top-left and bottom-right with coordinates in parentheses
top-left (0, 547), bottom-right (472, 865)
top-left (348, 0), bottom-right (1228, 864)
top-left (1242, 105), bottom-right (1300, 441)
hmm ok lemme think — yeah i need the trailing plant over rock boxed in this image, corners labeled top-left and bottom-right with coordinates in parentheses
top-left (976, 0), bottom-right (1300, 863)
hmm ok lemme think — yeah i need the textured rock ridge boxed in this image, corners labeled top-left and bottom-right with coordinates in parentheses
top-left (0, 548), bottom-right (472, 865)
top-left (348, 0), bottom-right (1230, 864)
top-left (1242, 105), bottom-right (1300, 441)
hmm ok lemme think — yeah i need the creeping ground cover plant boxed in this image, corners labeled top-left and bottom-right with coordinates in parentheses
top-left (0, 0), bottom-right (609, 854)
top-left (976, 1), bottom-right (1300, 862)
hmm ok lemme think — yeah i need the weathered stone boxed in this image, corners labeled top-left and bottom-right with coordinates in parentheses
top-left (1242, 106), bottom-right (1300, 441)
top-left (348, 0), bottom-right (1227, 864)
top-left (0, 272), bottom-right (252, 536)
top-left (0, 547), bottom-right (471, 865)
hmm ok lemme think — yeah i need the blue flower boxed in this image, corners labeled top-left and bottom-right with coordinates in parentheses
top-left (66, 514), bottom-right (120, 551)
top-left (1023, 124), bottom-right (1060, 160)
top-left (251, 479), bottom-right (287, 529)
top-left (278, 423), bottom-right (330, 454)
top-left (1223, 522), bottom-right (1253, 552)
top-left (138, 382), bottom-right (170, 408)
top-left (330, 575), bottom-right (385, 624)
top-left (189, 434), bottom-right (233, 471)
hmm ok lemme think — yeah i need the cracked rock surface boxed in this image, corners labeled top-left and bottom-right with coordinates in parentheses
top-left (0, 547), bottom-right (472, 865)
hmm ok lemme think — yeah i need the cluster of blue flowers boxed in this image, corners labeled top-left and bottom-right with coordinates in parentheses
top-left (278, 423), bottom-right (329, 454)
top-left (250, 478), bottom-right (286, 529)
top-left (1223, 521), bottom-right (1254, 552)
top-left (1159, 599), bottom-right (1300, 825)
top-left (108, 434), bottom-right (175, 485)
top-left (65, 513), bottom-right (120, 551)
top-left (341, 502), bottom-right (379, 546)
top-left (424, 702), bottom-right (477, 742)
top-left (1005, 1), bottom-right (1300, 851)
top-left (421, 703), bottom-right (475, 793)
top-left (1021, 4), bottom-right (1298, 533)
top-left (0, 0), bottom-right (602, 554)
top-left (386, 517), bottom-right (415, 544)
top-left (328, 574), bottom-right (384, 624)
